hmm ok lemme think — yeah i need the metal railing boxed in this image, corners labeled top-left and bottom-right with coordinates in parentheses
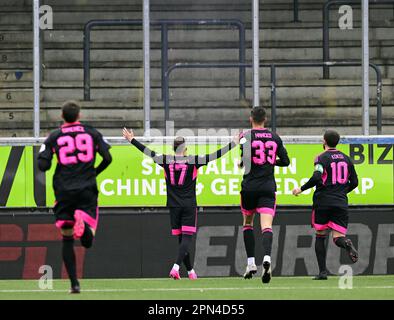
top-left (83, 19), bottom-right (246, 101)
top-left (293, 0), bottom-right (301, 22)
top-left (164, 61), bottom-right (383, 134)
top-left (323, 0), bottom-right (394, 79)
top-left (1, 136), bottom-right (393, 147)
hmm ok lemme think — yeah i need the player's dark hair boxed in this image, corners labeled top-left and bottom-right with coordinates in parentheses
top-left (62, 100), bottom-right (80, 123)
top-left (251, 107), bottom-right (266, 124)
top-left (324, 129), bottom-right (340, 148)
top-left (173, 136), bottom-right (186, 154)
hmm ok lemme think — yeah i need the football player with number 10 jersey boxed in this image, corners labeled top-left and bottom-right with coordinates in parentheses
top-left (293, 130), bottom-right (359, 280)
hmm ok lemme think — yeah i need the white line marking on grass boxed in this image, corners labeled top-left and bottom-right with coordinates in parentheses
top-left (1, 275), bottom-right (393, 284)
top-left (1, 286), bottom-right (394, 294)
top-left (69, 275), bottom-right (394, 281)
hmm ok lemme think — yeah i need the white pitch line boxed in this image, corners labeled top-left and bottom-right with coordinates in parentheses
top-left (1, 276), bottom-right (392, 283)
top-left (0, 286), bottom-right (394, 294)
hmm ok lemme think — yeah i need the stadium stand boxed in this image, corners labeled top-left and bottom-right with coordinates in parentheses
top-left (0, 0), bottom-right (393, 136)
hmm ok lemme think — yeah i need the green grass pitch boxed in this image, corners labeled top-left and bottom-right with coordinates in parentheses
top-left (0, 275), bottom-right (393, 300)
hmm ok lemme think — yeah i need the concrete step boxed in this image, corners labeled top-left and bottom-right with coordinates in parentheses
top-left (39, 64), bottom-right (394, 82)
top-left (1, 56), bottom-right (394, 70)
top-left (2, 46), bottom-right (394, 64)
top-left (0, 96), bottom-right (392, 136)
top-left (0, 0), bottom-right (352, 7)
top-left (1, 114), bottom-right (392, 138)
top-left (0, 0), bottom-right (352, 11)
top-left (1, 7), bottom-right (394, 27)
top-left (1, 104), bottom-right (392, 122)
top-left (2, 125), bottom-right (392, 139)
top-left (3, 21), bottom-right (393, 33)
top-left (2, 99), bottom-right (393, 110)
top-left (2, 77), bottom-right (394, 89)
top-left (3, 39), bottom-right (394, 52)
top-left (1, 82), bottom-right (392, 102)
top-left (2, 62), bottom-right (394, 83)
top-left (1, 104), bottom-right (393, 124)
top-left (2, 27), bottom-right (394, 45)
top-left (2, 0), bottom-right (320, 9)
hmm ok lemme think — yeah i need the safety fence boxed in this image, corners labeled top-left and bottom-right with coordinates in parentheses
top-left (323, 0), bottom-right (394, 78)
top-left (83, 19), bottom-right (246, 101)
top-left (163, 61), bottom-right (383, 134)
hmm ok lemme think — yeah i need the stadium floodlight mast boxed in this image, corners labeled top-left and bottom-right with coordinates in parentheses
top-left (252, 0), bottom-right (260, 108)
top-left (362, 0), bottom-right (370, 136)
top-left (33, 0), bottom-right (40, 139)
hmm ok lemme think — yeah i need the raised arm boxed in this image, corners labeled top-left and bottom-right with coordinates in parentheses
top-left (122, 128), bottom-right (164, 165)
top-left (200, 142), bottom-right (236, 163)
top-left (196, 135), bottom-right (239, 167)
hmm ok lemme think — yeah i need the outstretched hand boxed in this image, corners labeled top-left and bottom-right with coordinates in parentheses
top-left (292, 188), bottom-right (302, 196)
top-left (233, 132), bottom-right (241, 145)
top-left (122, 127), bottom-right (134, 142)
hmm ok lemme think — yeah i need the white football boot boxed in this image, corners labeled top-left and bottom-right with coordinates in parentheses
top-left (262, 255), bottom-right (272, 284)
top-left (243, 264), bottom-right (258, 279)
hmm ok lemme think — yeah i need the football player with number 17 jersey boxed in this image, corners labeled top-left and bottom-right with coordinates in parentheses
top-left (123, 128), bottom-right (239, 280)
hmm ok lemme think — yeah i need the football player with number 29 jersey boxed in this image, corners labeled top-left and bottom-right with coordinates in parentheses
top-left (239, 107), bottom-right (290, 284)
top-left (38, 101), bottom-right (112, 293)
top-left (293, 130), bottom-right (359, 280)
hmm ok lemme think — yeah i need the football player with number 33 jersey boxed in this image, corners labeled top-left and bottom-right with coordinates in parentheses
top-left (239, 107), bottom-right (290, 284)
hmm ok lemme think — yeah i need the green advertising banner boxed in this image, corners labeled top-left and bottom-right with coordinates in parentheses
top-left (0, 146), bottom-right (37, 208)
top-left (0, 143), bottom-right (393, 207)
